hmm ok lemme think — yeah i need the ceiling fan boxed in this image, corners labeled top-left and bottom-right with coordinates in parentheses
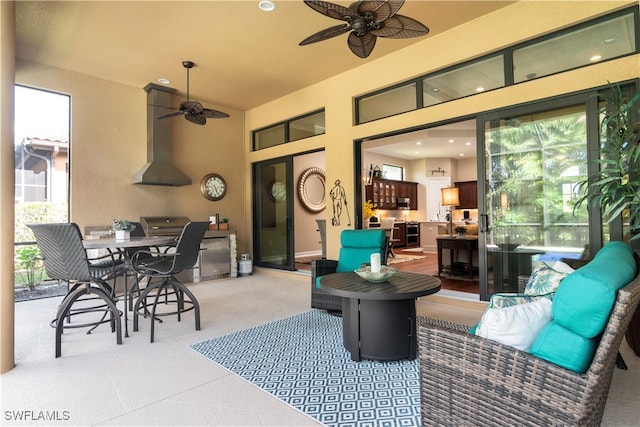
top-left (157, 61), bottom-right (229, 125)
top-left (299, 0), bottom-right (429, 59)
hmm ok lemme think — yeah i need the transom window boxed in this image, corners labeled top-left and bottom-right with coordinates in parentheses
top-left (253, 109), bottom-right (325, 150)
top-left (356, 7), bottom-right (638, 124)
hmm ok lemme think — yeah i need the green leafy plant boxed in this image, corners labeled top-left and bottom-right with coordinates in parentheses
top-left (15, 245), bottom-right (44, 291)
top-left (574, 83), bottom-right (640, 239)
top-left (112, 219), bottom-right (136, 232)
top-left (221, 218), bottom-right (229, 224)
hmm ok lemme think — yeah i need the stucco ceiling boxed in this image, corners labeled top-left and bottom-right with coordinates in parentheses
top-left (15, 1), bottom-right (513, 111)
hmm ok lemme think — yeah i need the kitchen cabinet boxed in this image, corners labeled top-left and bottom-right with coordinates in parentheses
top-left (394, 222), bottom-right (406, 247)
top-left (455, 181), bottom-right (478, 209)
top-left (396, 181), bottom-right (419, 210)
top-left (366, 178), bottom-right (397, 210)
top-left (365, 179), bottom-right (418, 210)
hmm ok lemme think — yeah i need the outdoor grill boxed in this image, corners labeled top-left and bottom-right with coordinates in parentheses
top-left (139, 216), bottom-right (191, 237)
top-left (138, 215), bottom-right (236, 282)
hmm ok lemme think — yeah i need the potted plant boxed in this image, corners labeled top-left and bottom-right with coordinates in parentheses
top-left (218, 218), bottom-right (229, 230)
top-left (363, 200), bottom-right (378, 228)
top-left (574, 82), bottom-right (640, 242)
top-left (454, 226), bottom-right (467, 239)
top-left (112, 219), bottom-right (136, 240)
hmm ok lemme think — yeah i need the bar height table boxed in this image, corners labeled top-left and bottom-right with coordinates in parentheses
top-left (83, 235), bottom-right (177, 336)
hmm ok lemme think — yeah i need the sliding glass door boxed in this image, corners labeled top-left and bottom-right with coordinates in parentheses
top-left (478, 100), bottom-right (591, 299)
top-left (252, 157), bottom-right (295, 270)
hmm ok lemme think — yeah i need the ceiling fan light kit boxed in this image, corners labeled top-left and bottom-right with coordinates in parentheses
top-left (156, 60), bottom-right (230, 125)
top-left (299, 0), bottom-right (429, 59)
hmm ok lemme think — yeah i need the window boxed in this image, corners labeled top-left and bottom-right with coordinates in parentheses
top-left (382, 164), bottom-right (403, 181)
top-left (357, 83), bottom-right (417, 123)
top-left (14, 86), bottom-right (70, 244)
top-left (513, 11), bottom-right (637, 83)
top-left (355, 7), bottom-right (638, 125)
top-left (422, 56), bottom-right (504, 107)
top-left (253, 109), bottom-right (325, 150)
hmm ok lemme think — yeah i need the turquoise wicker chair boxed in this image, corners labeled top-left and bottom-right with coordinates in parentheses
top-left (311, 229), bottom-right (387, 314)
top-left (417, 248), bottom-right (640, 426)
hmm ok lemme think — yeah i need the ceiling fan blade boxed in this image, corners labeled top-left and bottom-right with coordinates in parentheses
top-left (303, 0), bottom-right (353, 21)
top-left (156, 111), bottom-right (183, 120)
top-left (300, 24), bottom-right (351, 45)
top-left (348, 32), bottom-right (377, 58)
top-left (370, 15), bottom-right (429, 38)
top-left (357, 0), bottom-right (404, 22)
top-left (201, 108), bottom-right (230, 119)
top-left (186, 114), bottom-right (207, 125)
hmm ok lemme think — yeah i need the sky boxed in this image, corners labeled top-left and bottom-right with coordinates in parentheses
top-left (14, 85), bottom-right (70, 145)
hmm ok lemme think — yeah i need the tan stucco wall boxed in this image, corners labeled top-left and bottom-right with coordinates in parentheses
top-left (15, 60), bottom-right (249, 253)
top-left (294, 151), bottom-right (326, 255)
top-left (244, 0), bottom-right (640, 259)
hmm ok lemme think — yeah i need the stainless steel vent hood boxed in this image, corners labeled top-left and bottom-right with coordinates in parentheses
top-left (131, 83), bottom-right (192, 186)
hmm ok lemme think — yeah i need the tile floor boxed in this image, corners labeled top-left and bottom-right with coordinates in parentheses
top-left (1, 269), bottom-right (638, 426)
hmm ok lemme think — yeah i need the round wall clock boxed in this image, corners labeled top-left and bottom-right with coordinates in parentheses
top-left (270, 180), bottom-right (286, 202)
top-left (200, 173), bottom-right (227, 201)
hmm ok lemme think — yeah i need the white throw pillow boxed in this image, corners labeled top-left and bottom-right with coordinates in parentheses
top-left (551, 260), bottom-right (575, 274)
top-left (475, 297), bottom-right (553, 351)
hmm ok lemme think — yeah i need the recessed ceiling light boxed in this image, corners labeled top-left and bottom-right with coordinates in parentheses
top-left (259, 1), bottom-right (275, 11)
top-left (603, 37), bottom-right (617, 44)
top-left (476, 87), bottom-right (485, 92)
top-left (416, 141), bottom-right (422, 145)
top-left (590, 54), bottom-right (602, 61)
top-left (465, 142), bottom-right (471, 146)
top-left (158, 78), bottom-right (170, 84)
top-left (448, 139), bottom-right (454, 143)
top-left (459, 153), bottom-right (465, 157)
top-left (432, 88), bottom-right (440, 92)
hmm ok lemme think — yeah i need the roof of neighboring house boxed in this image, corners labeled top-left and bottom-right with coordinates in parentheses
top-left (15, 137), bottom-right (69, 172)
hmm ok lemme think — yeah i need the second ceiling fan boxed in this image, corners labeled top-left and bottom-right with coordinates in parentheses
top-left (299, 0), bottom-right (429, 59)
top-left (157, 61), bottom-right (229, 125)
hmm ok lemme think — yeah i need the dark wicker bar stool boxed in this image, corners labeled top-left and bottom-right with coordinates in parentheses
top-left (28, 223), bottom-right (123, 358)
top-left (131, 221), bottom-right (209, 342)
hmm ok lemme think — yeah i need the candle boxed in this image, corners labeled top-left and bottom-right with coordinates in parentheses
top-left (370, 253), bottom-right (381, 273)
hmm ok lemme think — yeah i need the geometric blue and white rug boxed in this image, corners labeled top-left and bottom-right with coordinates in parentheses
top-left (189, 310), bottom-right (420, 427)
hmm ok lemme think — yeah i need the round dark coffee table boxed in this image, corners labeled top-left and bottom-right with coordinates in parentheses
top-left (320, 270), bottom-right (441, 361)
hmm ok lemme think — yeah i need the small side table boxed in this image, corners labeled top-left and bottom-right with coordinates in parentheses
top-left (436, 235), bottom-right (478, 279)
top-left (320, 271), bottom-right (440, 361)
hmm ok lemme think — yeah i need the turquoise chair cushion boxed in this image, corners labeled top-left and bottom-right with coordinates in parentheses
top-left (552, 241), bottom-right (636, 338)
top-left (530, 241), bottom-right (636, 372)
top-left (336, 229), bottom-right (386, 273)
top-left (315, 229), bottom-right (387, 290)
top-left (530, 320), bottom-right (598, 373)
